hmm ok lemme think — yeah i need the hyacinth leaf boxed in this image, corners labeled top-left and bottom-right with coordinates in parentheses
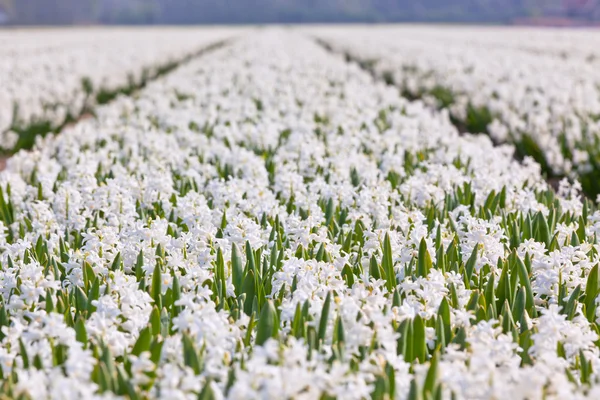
top-left (244, 312), bottom-right (255, 347)
top-left (172, 274), bottom-right (182, 316)
top-left (397, 319), bottom-right (410, 358)
top-left (412, 314), bottom-right (428, 363)
top-left (135, 250), bottom-right (144, 280)
top-left (515, 255), bottom-right (535, 315)
top-left (501, 300), bottom-right (517, 333)
top-left (131, 326), bottom-right (152, 356)
top-left (417, 238), bottom-right (432, 277)
top-left (117, 366), bottom-right (138, 399)
top-left (110, 252), bottom-right (122, 271)
top-left (88, 278), bottom-right (100, 313)
top-left (333, 315), bottom-right (345, 346)
top-left (182, 334), bottom-right (203, 374)
top-left (423, 353), bottom-right (439, 397)
top-left (585, 264), bottom-right (599, 322)
top-left (512, 286), bottom-right (526, 323)
top-left (231, 243), bottom-right (244, 295)
top-left (245, 241), bottom-right (256, 275)
top-left (19, 338), bottom-right (29, 369)
top-left (215, 247), bottom-right (226, 302)
top-left (151, 263), bottom-right (162, 309)
top-left (256, 300), bottom-right (278, 346)
top-left (407, 379), bottom-right (423, 400)
top-left (382, 233), bottom-right (396, 291)
top-left (75, 316), bottom-right (88, 346)
top-left (292, 302), bottom-right (304, 339)
top-left (75, 286), bottom-right (88, 312)
top-left (242, 269), bottom-right (256, 316)
top-left (0, 186), bottom-right (14, 226)
top-left (198, 380), bottom-right (216, 400)
top-left (435, 315), bottom-right (446, 350)
top-left (84, 262), bottom-right (96, 289)
top-left (318, 292), bottom-right (332, 348)
top-left (563, 285), bottom-right (582, 320)
top-left (370, 254), bottom-right (383, 280)
top-left (463, 244), bottom-right (479, 288)
top-left (534, 211), bottom-right (551, 248)
top-left (150, 306), bottom-right (161, 336)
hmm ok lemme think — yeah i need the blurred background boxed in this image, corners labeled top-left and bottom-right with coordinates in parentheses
top-left (0, 0), bottom-right (599, 26)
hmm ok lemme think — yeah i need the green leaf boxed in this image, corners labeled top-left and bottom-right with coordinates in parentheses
top-left (172, 274), bottom-right (182, 317)
top-left (417, 238), bottom-right (432, 277)
top-left (438, 297), bottom-right (452, 345)
top-left (334, 316), bottom-right (345, 345)
top-left (135, 250), bottom-right (144, 280)
top-left (515, 254), bottom-right (535, 316)
top-left (382, 233), bottom-right (396, 292)
top-left (256, 300), bottom-right (278, 346)
top-left (407, 379), bottom-right (423, 400)
top-left (292, 302), bottom-right (304, 339)
top-left (151, 264), bottom-right (162, 309)
top-left (464, 244), bottom-right (479, 289)
top-left (245, 241), bottom-right (256, 275)
top-left (131, 327), bottom-right (152, 356)
top-left (88, 277), bottom-right (100, 313)
top-left (585, 264), bottom-right (599, 321)
top-left (110, 252), bottom-right (122, 271)
top-left (75, 286), bottom-right (88, 312)
top-left (75, 316), bottom-right (88, 346)
top-left (150, 306), bottom-right (161, 336)
top-left (150, 339), bottom-right (164, 364)
top-left (325, 198), bottom-right (334, 225)
top-left (19, 338), bottom-right (29, 369)
top-left (182, 334), bottom-right (202, 374)
top-left (117, 365), bottom-right (138, 399)
top-left (317, 292), bottom-right (332, 348)
top-left (435, 315), bottom-right (446, 350)
top-left (231, 243), bottom-right (244, 296)
top-left (396, 319), bottom-right (410, 358)
top-left (242, 269), bottom-right (256, 316)
top-left (512, 286), bottom-right (526, 323)
top-left (198, 380), bottom-right (216, 400)
top-left (412, 314), bottom-right (427, 363)
top-left (370, 254), bottom-right (382, 280)
top-left (563, 285), bottom-right (581, 320)
top-left (501, 300), bottom-right (516, 333)
top-left (423, 352), bottom-right (439, 396)
top-left (534, 211), bottom-right (551, 248)
top-left (496, 260), bottom-right (510, 312)
top-left (98, 362), bottom-right (113, 392)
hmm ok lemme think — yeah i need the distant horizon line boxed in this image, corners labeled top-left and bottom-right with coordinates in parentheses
top-left (2, 20), bottom-right (600, 29)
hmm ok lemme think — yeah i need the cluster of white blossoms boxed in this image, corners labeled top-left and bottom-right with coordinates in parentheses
top-left (0, 28), bottom-right (239, 152)
top-left (2, 29), bottom-right (600, 399)
top-left (309, 26), bottom-right (600, 197)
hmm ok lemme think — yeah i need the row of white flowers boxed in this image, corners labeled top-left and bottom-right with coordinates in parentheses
top-left (0, 27), bottom-right (239, 151)
top-left (1, 29), bottom-right (600, 399)
top-left (309, 26), bottom-right (600, 198)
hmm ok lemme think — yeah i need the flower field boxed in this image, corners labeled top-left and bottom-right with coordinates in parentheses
top-left (312, 26), bottom-right (600, 198)
top-left (0, 28), bottom-right (235, 153)
top-left (1, 27), bottom-right (600, 399)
